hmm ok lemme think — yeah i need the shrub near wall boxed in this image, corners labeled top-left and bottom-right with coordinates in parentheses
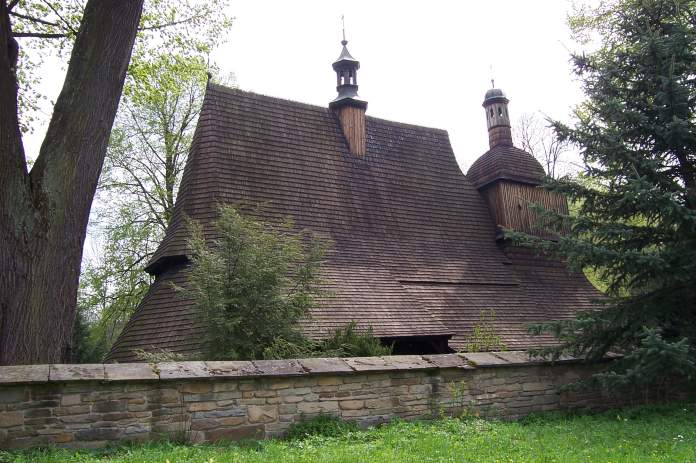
top-left (0, 352), bottom-right (686, 450)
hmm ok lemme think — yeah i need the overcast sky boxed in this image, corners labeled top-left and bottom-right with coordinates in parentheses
top-left (213, 0), bottom-right (585, 171)
top-left (24, 0), bottom-right (585, 174)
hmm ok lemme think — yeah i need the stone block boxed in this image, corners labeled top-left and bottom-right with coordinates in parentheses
top-left (341, 409), bottom-right (369, 417)
top-left (50, 364), bottom-right (104, 382)
top-left (297, 401), bottom-right (339, 415)
top-left (316, 376), bottom-right (343, 386)
top-left (252, 360), bottom-right (305, 377)
top-left (54, 405), bottom-right (90, 416)
top-left (187, 401), bottom-right (216, 412)
top-left (0, 411), bottom-right (23, 428)
top-left (343, 357), bottom-right (396, 372)
top-left (105, 364), bottom-right (159, 382)
top-left (522, 382), bottom-right (551, 392)
top-left (218, 416), bottom-right (246, 426)
top-left (365, 398), bottom-right (393, 410)
top-left (190, 419), bottom-right (219, 431)
top-left (384, 355), bottom-right (437, 370)
top-left (458, 352), bottom-right (508, 367)
top-left (278, 404), bottom-right (296, 414)
top-left (299, 358), bottom-right (353, 374)
top-left (0, 365), bottom-right (50, 385)
top-left (60, 394), bottom-right (83, 407)
top-left (205, 361), bottom-right (258, 378)
top-left (339, 400), bottom-right (364, 410)
top-left (93, 400), bottom-right (126, 413)
top-left (191, 408), bottom-right (245, 419)
top-left (268, 379), bottom-right (294, 390)
top-left (179, 382), bottom-right (212, 394)
top-left (0, 387), bottom-right (27, 404)
top-left (423, 354), bottom-right (473, 369)
top-left (247, 405), bottom-right (277, 423)
top-left (76, 427), bottom-right (121, 441)
top-left (278, 387), bottom-right (311, 396)
top-left (493, 352), bottom-right (544, 366)
top-left (205, 425), bottom-right (263, 442)
top-left (157, 362), bottom-right (209, 380)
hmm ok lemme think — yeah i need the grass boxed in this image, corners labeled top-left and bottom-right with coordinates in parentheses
top-left (2, 402), bottom-right (695, 462)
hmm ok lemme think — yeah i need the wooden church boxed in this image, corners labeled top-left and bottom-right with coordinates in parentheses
top-left (108, 38), bottom-right (599, 361)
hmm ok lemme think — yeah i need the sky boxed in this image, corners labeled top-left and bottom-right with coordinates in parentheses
top-left (212, 0), bottom-right (585, 171)
top-left (23, 0), bottom-right (586, 173)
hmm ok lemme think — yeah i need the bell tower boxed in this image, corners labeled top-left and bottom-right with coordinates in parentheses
top-left (468, 85), bottom-right (568, 240)
top-left (329, 26), bottom-right (367, 157)
top-left (482, 83), bottom-right (513, 149)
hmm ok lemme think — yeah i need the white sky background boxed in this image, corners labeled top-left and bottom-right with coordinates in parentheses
top-left (212, 0), bottom-right (584, 171)
top-left (23, 0), bottom-right (585, 173)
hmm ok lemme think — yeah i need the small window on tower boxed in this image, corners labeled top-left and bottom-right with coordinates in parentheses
top-left (498, 107), bottom-right (503, 117)
top-left (490, 108), bottom-right (494, 118)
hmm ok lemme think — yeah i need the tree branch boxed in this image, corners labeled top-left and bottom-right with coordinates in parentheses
top-left (138, 14), bottom-right (205, 32)
top-left (9, 11), bottom-right (60, 27)
top-left (13, 32), bottom-right (67, 38)
top-left (41, 0), bottom-right (78, 36)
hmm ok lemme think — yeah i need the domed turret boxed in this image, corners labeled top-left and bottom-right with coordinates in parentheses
top-left (482, 85), bottom-right (512, 148)
top-left (467, 85), bottom-right (568, 240)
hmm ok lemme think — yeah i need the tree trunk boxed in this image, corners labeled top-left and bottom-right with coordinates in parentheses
top-left (0, 0), bottom-right (144, 365)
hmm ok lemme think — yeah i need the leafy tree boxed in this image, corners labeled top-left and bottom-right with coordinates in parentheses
top-left (77, 57), bottom-right (232, 357)
top-left (184, 205), bottom-right (328, 361)
top-left (513, 0), bottom-right (696, 388)
top-left (1, 0), bottom-right (230, 364)
top-left (8, 0), bottom-right (231, 134)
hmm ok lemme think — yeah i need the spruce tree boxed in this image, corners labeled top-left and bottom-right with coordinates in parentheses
top-left (516, 0), bottom-right (696, 388)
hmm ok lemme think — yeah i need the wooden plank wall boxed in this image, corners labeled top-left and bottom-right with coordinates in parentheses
top-left (481, 180), bottom-right (569, 237)
top-left (336, 105), bottom-right (366, 156)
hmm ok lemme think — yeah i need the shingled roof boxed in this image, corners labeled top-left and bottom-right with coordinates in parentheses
top-left (467, 144), bottom-right (547, 188)
top-left (108, 84), bottom-right (599, 362)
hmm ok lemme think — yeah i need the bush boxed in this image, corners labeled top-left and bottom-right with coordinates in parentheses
top-left (183, 205), bottom-right (327, 360)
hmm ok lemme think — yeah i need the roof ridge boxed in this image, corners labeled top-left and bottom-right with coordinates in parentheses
top-left (207, 83), bottom-right (449, 135)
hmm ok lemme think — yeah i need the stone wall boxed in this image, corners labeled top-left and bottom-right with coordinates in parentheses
top-left (0, 352), bottom-right (657, 449)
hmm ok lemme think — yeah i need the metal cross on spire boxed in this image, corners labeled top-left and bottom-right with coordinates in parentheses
top-left (341, 14), bottom-right (347, 45)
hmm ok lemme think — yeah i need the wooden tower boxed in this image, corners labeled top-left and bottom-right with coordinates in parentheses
top-left (329, 37), bottom-right (367, 156)
top-left (467, 87), bottom-right (568, 239)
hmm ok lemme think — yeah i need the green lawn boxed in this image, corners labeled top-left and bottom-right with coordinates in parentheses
top-left (3, 403), bottom-right (695, 463)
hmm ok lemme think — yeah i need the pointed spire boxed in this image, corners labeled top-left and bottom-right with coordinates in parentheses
top-left (329, 18), bottom-right (366, 109)
top-left (329, 18), bottom-right (367, 156)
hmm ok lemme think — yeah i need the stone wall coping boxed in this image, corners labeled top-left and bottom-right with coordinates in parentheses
top-left (0, 351), bottom-right (583, 385)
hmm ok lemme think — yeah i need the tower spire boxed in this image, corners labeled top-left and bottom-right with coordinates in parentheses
top-left (341, 14), bottom-right (346, 44)
top-left (329, 20), bottom-right (368, 156)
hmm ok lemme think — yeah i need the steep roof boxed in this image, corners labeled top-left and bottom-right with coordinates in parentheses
top-left (108, 84), bottom-right (598, 362)
top-left (467, 144), bottom-right (546, 188)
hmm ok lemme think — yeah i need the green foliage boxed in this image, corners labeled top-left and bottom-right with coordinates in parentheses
top-left (5, 403), bottom-right (696, 462)
top-left (262, 322), bottom-right (393, 360)
top-left (588, 328), bottom-right (696, 392)
top-left (70, 305), bottom-right (108, 364)
top-left (10, 0), bottom-right (232, 134)
top-left (285, 414), bottom-right (359, 440)
top-left (133, 348), bottom-right (188, 363)
top-left (184, 205), bottom-right (328, 360)
top-left (509, 0), bottom-right (696, 387)
top-left (319, 322), bottom-right (393, 357)
top-left (460, 310), bottom-right (507, 353)
top-left (74, 5), bottom-right (234, 361)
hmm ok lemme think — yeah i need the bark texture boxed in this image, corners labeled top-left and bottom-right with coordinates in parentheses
top-left (0, 0), bottom-right (144, 364)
